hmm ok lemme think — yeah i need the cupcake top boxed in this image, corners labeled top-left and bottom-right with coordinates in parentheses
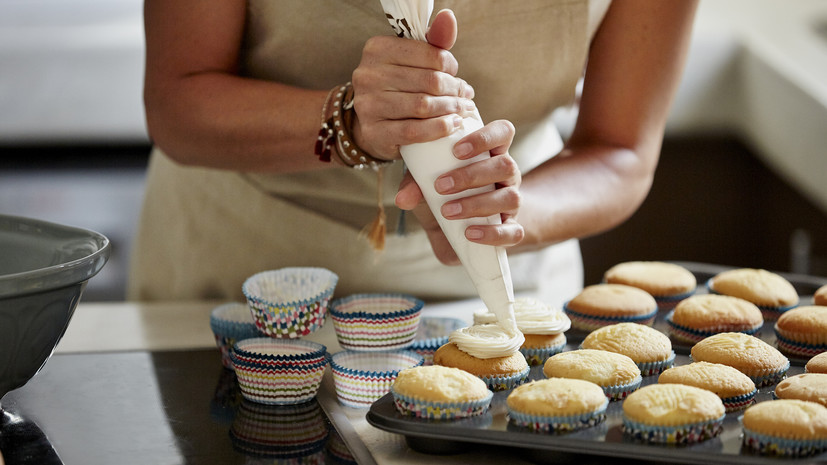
top-left (507, 378), bottom-right (607, 417)
top-left (806, 352), bottom-right (827, 373)
top-left (709, 268), bottom-right (799, 308)
top-left (603, 261), bottom-right (696, 297)
top-left (542, 349), bottom-right (640, 387)
top-left (658, 361), bottom-right (755, 399)
top-left (473, 297), bottom-right (571, 335)
top-left (742, 399), bottom-right (827, 440)
top-left (622, 384), bottom-right (725, 426)
top-left (581, 323), bottom-right (672, 364)
top-left (775, 373), bottom-right (827, 408)
top-left (566, 284), bottom-right (657, 317)
top-left (671, 294), bottom-right (763, 329)
top-left (775, 306), bottom-right (827, 335)
top-left (433, 342), bottom-right (528, 377)
top-left (690, 332), bottom-right (788, 373)
top-left (392, 365), bottom-right (490, 403)
top-left (815, 285), bottom-right (827, 306)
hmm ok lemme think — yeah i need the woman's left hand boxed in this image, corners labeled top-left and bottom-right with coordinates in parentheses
top-left (395, 119), bottom-right (524, 265)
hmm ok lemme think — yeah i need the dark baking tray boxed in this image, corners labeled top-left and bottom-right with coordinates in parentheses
top-left (367, 262), bottom-right (827, 464)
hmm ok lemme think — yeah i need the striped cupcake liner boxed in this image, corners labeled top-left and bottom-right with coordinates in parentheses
top-left (229, 399), bottom-right (328, 454)
top-left (562, 305), bottom-right (657, 332)
top-left (232, 361), bottom-right (327, 405)
top-left (507, 398), bottom-right (609, 433)
top-left (742, 428), bottom-right (827, 457)
top-left (653, 289), bottom-right (696, 311)
top-left (391, 387), bottom-right (493, 420)
top-left (722, 390), bottom-right (757, 412)
top-left (242, 267), bottom-right (338, 338)
top-left (210, 303), bottom-right (263, 369)
top-left (481, 365), bottom-right (531, 392)
top-left (520, 339), bottom-right (567, 367)
top-left (622, 414), bottom-right (725, 445)
top-left (330, 350), bottom-right (424, 408)
top-left (705, 279), bottom-right (798, 321)
top-left (774, 329), bottom-right (827, 358)
top-left (233, 338), bottom-right (327, 365)
top-left (330, 294), bottom-right (424, 352)
top-left (602, 375), bottom-right (642, 401)
top-left (408, 337), bottom-right (448, 366)
top-left (664, 311), bottom-right (762, 344)
top-left (638, 351), bottom-right (676, 377)
top-left (747, 360), bottom-right (790, 388)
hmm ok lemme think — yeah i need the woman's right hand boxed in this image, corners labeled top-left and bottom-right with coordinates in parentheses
top-left (350, 9), bottom-right (476, 161)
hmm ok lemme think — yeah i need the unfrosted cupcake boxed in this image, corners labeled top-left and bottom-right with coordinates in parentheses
top-left (433, 341), bottom-right (529, 392)
top-left (542, 349), bottom-right (641, 401)
top-left (563, 284), bottom-right (658, 331)
top-left (707, 268), bottom-right (799, 321)
top-left (742, 399), bottom-right (827, 457)
top-left (603, 261), bottom-right (696, 310)
top-left (506, 378), bottom-right (608, 433)
top-left (774, 373), bottom-right (827, 408)
top-left (806, 352), bottom-right (827, 373)
top-left (658, 361), bottom-right (757, 412)
top-left (665, 294), bottom-right (763, 343)
top-left (815, 285), bottom-right (827, 306)
top-left (622, 383), bottom-right (725, 444)
top-left (690, 332), bottom-right (789, 387)
top-left (474, 297), bottom-right (570, 366)
top-left (774, 306), bottom-right (827, 358)
top-left (580, 323), bottom-right (675, 376)
top-left (391, 365), bottom-right (493, 419)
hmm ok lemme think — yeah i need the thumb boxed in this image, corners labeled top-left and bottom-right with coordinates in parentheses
top-left (426, 9), bottom-right (457, 50)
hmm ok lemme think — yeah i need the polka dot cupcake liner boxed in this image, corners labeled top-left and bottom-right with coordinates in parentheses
top-left (391, 387), bottom-right (493, 420)
top-left (229, 399), bottom-right (328, 459)
top-left (637, 351), bottom-right (676, 377)
top-left (664, 310), bottom-right (762, 344)
top-left (329, 293), bottom-right (424, 352)
top-left (622, 415), bottom-right (725, 445)
top-left (209, 302), bottom-right (263, 369)
top-left (742, 428), bottom-right (827, 457)
top-left (602, 375), bottom-right (643, 401)
top-left (722, 390), bottom-right (757, 412)
top-left (507, 398), bottom-right (609, 433)
top-left (481, 365), bottom-right (531, 392)
top-left (330, 350), bottom-right (424, 408)
top-left (520, 339), bottom-right (567, 367)
top-left (562, 305), bottom-right (657, 332)
top-left (242, 267), bottom-right (339, 338)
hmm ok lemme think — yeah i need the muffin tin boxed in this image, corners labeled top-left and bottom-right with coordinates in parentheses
top-left (367, 262), bottom-right (827, 464)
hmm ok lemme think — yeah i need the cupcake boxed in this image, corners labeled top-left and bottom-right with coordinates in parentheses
top-left (742, 399), bottom-right (827, 457)
top-left (506, 378), bottom-right (608, 433)
top-left (690, 332), bottom-right (789, 387)
top-left (774, 373), bottom-right (827, 407)
top-left (603, 261), bottom-right (696, 310)
top-left (806, 352), bottom-right (827, 373)
top-left (622, 384), bottom-right (725, 445)
top-left (580, 322), bottom-right (675, 376)
top-left (474, 297), bottom-right (570, 366)
top-left (815, 285), bottom-right (827, 306)
top-left (665, 294), bottom-right (763, 344)
top-left (542, 349), bottom-right (641, 400)
top-left (433, 342), bottom-right (529, 392)
top-left (390, 365), bottom-right (493, 419)
top-left (774, 306), bottom-right (827, 358)
top-left (707, 268), bottom-right (799, 321)
top-left (563, 284), bottom-right (658, 331)
top-left (658, 361), bottom-right (757, 412)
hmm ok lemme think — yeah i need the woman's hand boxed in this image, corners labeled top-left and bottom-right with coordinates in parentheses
top-left (395, 119), bottom-right (524, 265)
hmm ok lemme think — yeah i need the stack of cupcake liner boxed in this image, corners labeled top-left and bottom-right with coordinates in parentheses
top-left (329, 293), bottom-right (424, 351)
top-left (230, 338), bottom-right (328, 405)
top-left (330, 350), bottom-right (423, 408)
top-left (229, 399), bottom-right (329, 459)
top-left (210, 302), bottom-right (263, 369)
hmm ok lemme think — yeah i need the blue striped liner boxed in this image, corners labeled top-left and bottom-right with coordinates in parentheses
top-left (743, 427), bottom-right (827, 457)
top-left (664, 310), bottom-right (762, 342)
top-left (329, 293), bottom-right (424, 320)
top-left (233, 338), bottom-right (327, 363)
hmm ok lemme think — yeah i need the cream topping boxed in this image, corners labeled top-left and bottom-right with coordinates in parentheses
top-left (449, 323), bottom-right (525, 359)
top-left (473, 297), bottom-right (570, 335)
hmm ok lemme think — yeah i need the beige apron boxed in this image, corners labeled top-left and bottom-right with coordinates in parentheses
top-left (128, 0), bottom-right (610, 308)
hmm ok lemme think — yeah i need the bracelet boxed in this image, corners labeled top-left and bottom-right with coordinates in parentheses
top-left (328, 82), bottom-right (393, 170)
top-left (314, 85), bottom-right (338, 163)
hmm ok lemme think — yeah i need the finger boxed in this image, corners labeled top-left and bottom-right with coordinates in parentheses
top-left (394, 172), bottom-right (424, 211)
top-left (466, 218), bottom-right (525, 247)
top-left (434, 153), bottom-right (521, 196)
top-left (452, 119), bottom-right (515, 159)
top-left (426, 9), bottom-right (458, 51)
top-left (358, 91), bottom-right (476, 121)
top-left (354, 65), bottom-right (474, 98)
top-left (361, 35), bottom-right (459, 75)
top-left (361, 114), bottom-right (464, 153)
top-left (440, 185), bottom-right (521, 221)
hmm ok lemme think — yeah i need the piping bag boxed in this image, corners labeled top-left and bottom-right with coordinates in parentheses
top-left (379, 0), bottom-right (521, 339)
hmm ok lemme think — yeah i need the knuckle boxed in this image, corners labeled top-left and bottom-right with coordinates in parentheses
top-left (412, 94), bottom-right (432, 118)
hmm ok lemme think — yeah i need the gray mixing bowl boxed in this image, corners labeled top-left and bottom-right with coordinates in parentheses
top-left (0, 214), bottom-right (110, 400)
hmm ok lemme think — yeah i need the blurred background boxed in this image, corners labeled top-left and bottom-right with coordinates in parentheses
top-left (1, 0), bottom-right (825, 301)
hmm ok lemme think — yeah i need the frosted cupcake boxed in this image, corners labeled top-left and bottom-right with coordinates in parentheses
top-left (564, 284), bottom-right (658, 331)
top-left (603, 261), bottom-right (696, 310)
top-left (658, 361), bottom-right (757, 412)
top-left (580, 323), bottom-right (675, 376)
top-left (665, 294), bottom-right (763, 344)
top-left (622, 384), bottom-right (725, 445)
top-left (690, 332), bottom-right (789, 387)
top-left (774, 373), bottom-right (827, 408)
top-left (742, 399), bottom-right (827, 457)
top-left (774, 306), bottom-right (827, 358)
top-left (542, 349), bottom-right (641, 401)
top-left (707, 268), bottom-right (799, 321)
top-left (391, 365), bottom-right (493, 419)
top-left (506, 378), bottom-right (608, 433)
top-left (474, 297), bottom-right (570, 366)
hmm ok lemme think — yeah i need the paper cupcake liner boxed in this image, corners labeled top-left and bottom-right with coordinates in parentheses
top-left (408, 337), bottom-right (448, 366)
top-left (520, 339), bottom-right (567, 367)
top-left (234, 338), bottom-right (327, 362)
top-left (210, 303), bottom-right (263, 369)
top-left (722, 390), bottom-right (757, 412)
top-left (602, 375), bottom-right (642, 401)
top-left (637, 351), bottom-right (676, 377)
top-left (653, 289), bottom-right (696, 311)
top-left (623, 414), bottom-right (725, 445)
top-left (742, 428), bottom-right (827, 457)
top-left (330, 350), bottom-right (424, 408)
top-left (230, 344), bottom-right (328, 405)
top-left (744, 360), bottom-right (790, 388)
top-left (242, 267), bottom-right (338, 338)
top-left (481, 365), bottom-right (531, 392)
top-left (664, 311), bottom-right (762, 344)
top-left (705, 279), bottom-right (798, 321)
top-left (563, 305), bottom-right (657, 332)
top-left (775, 335), bottom-right (827, 358)
top-left (391, 387), bottom-right (493, 420)
top-left (229, 400), bottom-right (328, 453)
top-left (508, 398), bottom-right (609, 433)
top-left (330, 294), bottom-right (424, 351)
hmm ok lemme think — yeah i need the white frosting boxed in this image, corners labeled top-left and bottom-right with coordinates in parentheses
top-left (449, 323), bottom-right (525, 359)
top-left (473, 297), bottom-right (571, 335)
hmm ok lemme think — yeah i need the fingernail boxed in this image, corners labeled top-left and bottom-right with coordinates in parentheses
top-left (452, 115), bottom-right (463, 129)
top-left (442, 202), bottom-right (461, 217)
top-left (464, 84), bottom-right (475, 99)
top-left (435, 176), bottom-right (454, 193)
top-left (466, 228), bottom-right (483, 240)
top-left (453, 142), bottom-right (472, 158)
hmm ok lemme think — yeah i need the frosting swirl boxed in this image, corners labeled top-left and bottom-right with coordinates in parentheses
top-left (473, 297), bottom-right (571, 335)
top-left (449, 323), bottom-right (525, 359)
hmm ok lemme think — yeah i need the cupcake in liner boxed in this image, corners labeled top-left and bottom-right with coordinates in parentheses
top-left (658, 361), bottom-right (757, 413)
top-left (390, 365), bottom-right (493, 420)
top-left (210, 302), bottom-right (263, 369)
top-left (229, 399), bottom-right (328, 459)
top-left (480, 365), bottom-right (531, 392)
top-left (775, 334), bottom-right (827, 359)
top-left (563, 284), bottom-right (659, 332)
top-left (542, 349), bottom-right (642, 401)
top-left (774, 306), bottom-right (827, 358)
top-left (580, 323), bottom-right (675, 377)
top-left (705, 269), bottom-right (799, 321)
top-left (330, 350), bottom-right (424, 408)
top-left (742, 399), bottom-right (827, 457)
top-left (636, 351), bottom-right (676, 377)
top-left (773, 373), bottom-right (827, 408)
top-left (242, 267), bottom-right (338, 338)
top-left (690, 332), bottom-right (790, 388)
top-left (520, 335), bottom-right (567, 367)
top-left (665, 311), bottom-right (761, 344)
top-left (623, 417), bottom-right (725, 445)
top-left (329, 293), bottom-right (424, 352)
top-left (806, 352), bottom-right (827, 373)
top-left (603, 261), bottom-right (697, 311)
top-left (563, 306), bottom-right (657, 332)
top-left (507, 378), bottom-right (609, 433)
